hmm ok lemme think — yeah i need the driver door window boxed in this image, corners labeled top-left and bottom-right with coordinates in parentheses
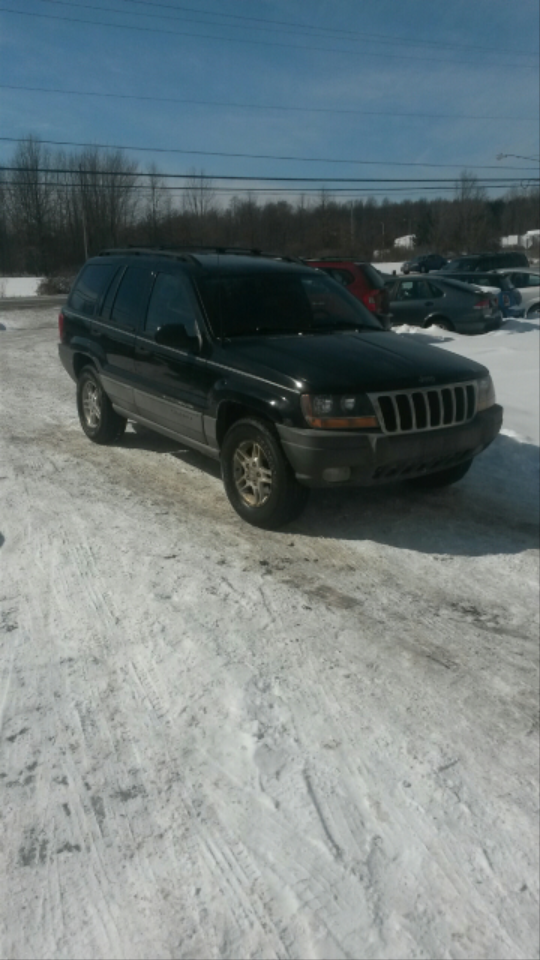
top-left (144, 273), bottom-right (200, 339)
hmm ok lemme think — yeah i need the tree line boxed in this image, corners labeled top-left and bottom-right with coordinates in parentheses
top-left (0, 136), bottom-right (538, 278)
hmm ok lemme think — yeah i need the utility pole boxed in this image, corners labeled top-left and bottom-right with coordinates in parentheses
top-left (79, 164), bottom-right (88, 260)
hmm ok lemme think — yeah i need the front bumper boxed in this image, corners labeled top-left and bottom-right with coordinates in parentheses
top-left (277, 404), bottom-right (503, 487)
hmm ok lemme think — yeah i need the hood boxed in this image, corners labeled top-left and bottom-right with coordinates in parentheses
top-left (216, 330), bottom-right (489, 393)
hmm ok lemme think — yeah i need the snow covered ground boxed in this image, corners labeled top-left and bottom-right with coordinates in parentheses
top-left (0, 307), bottom-right (538, 960)
top-left (0, 277), bottom-right (43, 298)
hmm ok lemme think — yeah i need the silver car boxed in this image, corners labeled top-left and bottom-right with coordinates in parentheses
top-left (497, 268), bottom-right (540, 318)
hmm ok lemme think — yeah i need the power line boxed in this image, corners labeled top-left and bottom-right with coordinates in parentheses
top-left (115, 0), bottom-right (540, 55)
top-left (0, 6), bottom-right (537, 69)
top-left (32, 0), bottom-right (540, 59)
top-left (7, 180), bottom-right (534, 194)
top-left (2, 165), bottom-right (537, 184)
top-left (1, 137), bottom-right (538, 172)
top-left (1, 84), bottom-right (536, 124)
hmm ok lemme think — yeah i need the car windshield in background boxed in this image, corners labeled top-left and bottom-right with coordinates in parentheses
top-left (197, 272), bottom-right (382, 338)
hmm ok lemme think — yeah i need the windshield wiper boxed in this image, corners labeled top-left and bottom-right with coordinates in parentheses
top-left (312, 321), bottom-right (376, 332)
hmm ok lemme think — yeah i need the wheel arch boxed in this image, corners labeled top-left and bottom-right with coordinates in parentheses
top-left (73, 351), bottom-right (97, 379)
top-left (215, 398), bottom-right (283, 448)
top-left (423, 314), bottom-right (454, 331)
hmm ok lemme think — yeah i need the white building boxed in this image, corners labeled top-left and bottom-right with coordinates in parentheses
top-left (393, 234), bottom-right (416, 250)
top-left (501, 230), bottom-right (539, 249)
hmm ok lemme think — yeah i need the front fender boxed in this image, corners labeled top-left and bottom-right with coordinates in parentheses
top-left (211, 377), bottom-right (296, 424)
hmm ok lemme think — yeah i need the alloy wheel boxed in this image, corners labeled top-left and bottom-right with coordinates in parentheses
top-left (81, 380), bottom-right (102, 429)
top-left (233, 440), bottom-right (273, 507)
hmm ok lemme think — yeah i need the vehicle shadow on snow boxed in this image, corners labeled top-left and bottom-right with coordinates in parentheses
top-left (123, 423), bottom-right (222, 478)
top-left (293, 434), bottom-right (539, 557)
top-left (120, 426), bottom-right (538, 557)
top-left (499, 319), bottom-right (539, 335)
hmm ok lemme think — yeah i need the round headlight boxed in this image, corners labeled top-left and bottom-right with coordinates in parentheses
top-left (312, 395), bottom-right (334, 416)
top-left (477, 376), bottom-right (496, 411)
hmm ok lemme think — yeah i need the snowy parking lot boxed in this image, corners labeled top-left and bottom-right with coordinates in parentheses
top-left (0, 306), bottom-right (539, 959)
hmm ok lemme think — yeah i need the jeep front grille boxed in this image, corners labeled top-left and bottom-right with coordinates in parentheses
top-left (369, 381), bottom-right (477, 434)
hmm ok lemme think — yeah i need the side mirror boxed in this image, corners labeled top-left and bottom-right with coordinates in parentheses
top-left (154, 323), bottom-right (199, 351)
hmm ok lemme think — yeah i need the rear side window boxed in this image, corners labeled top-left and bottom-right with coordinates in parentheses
top-left (325, 268), bottom-right (354, 287)
top-left (506, 253), bottom-right (528, 267)
top-left (110, 266), bottom-right (154, 327)
top-left (69, 263), bottom-right (117, 316)
top-left (144, 272), bottom-right (200, 338)
top-left (512, 272), bottom-right (540, 287)
top-left (444, 258), bottom-right (476, 272)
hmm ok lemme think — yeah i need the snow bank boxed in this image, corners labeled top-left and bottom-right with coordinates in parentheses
top-left (395, 314), bottom-right (540, 444)
top-left (0, 276), bottom-right (44, 297)
top-left (373, 260), bottom-right (404, 274)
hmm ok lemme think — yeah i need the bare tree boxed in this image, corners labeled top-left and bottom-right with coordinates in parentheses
top-left (183, 168), bottom-right (215, 220)
top-left (74, 148), bottom-right (139, 254)
top-left (8, 136), bottom-right (56, 272)
top-left (144, 163), bottom-right (171, 244)
top-left (449, 170), bottom-right (496, 252)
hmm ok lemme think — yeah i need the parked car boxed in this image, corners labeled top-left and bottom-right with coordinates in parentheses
top-left (401, 254), bottom-right (448, 274)
top-left (304, 258), bottom-right (391, 324)
top-left (58, 247), bottom-right (502, 528)
top-left (495, 268), bottom-right (540, 318)
top-left (385, 275), bottom-right (503, 333)
top-left (433, 270), bottom-right (523, 318)
top-left (439, 251), bottom-right (529, 273)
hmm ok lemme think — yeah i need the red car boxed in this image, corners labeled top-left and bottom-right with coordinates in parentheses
top-left (306, 258), bottom-right (391, 324)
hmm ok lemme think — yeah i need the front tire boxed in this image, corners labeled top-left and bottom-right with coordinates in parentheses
top-left (221, 418), bottom-right (309, 529)
top-left (526, 302), bottom-right (539, 319)
top-left (407, 458), bottom-right (472, 488)
top-left (77, 367), bottom-right (126, 444)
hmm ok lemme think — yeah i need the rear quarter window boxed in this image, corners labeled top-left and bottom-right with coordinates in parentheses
top-left (68, 263), bottom-right (117, 317)
top-left (360, 264), bottom-right (385, 289)
top-left (325, 268), bottom-right (354, 287)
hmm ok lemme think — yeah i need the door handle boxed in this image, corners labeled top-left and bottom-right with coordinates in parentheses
top-left (136, 345), bottom-right (152, 357)
top-left (424, 301), bottom-right (434, 306)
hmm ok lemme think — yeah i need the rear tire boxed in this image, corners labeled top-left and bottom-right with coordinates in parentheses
top-left (407, 458), bottom-right (473, 488)
top-left (426, 316), bottom-right (453, 331)
top-left (77, 367), bottom-right (126, 444)
top-left (221, 418), bottom-right (309, 529)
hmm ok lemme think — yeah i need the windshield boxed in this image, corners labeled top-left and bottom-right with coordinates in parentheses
top-left (197, 271), bottom-right (383, 338)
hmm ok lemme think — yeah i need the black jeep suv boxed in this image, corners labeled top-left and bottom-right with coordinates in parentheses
top-left (58, 248), bottom-right (502, 529)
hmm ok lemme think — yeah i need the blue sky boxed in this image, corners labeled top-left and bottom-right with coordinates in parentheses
top-left (0, 0), bottom-right (538, 204)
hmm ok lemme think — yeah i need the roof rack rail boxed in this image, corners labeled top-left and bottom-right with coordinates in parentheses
top-left (97, 245), bottom-right (306, 266)
top-left (97, 247), bottom-right (200, 264)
